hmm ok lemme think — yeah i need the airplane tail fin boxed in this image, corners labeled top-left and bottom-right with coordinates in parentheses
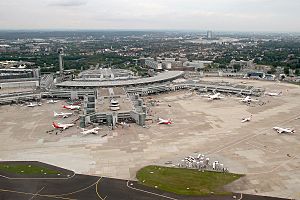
top-left (52, 122), bottom-right (59, 128)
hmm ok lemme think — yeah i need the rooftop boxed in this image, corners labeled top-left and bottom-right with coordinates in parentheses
top-left (56, 71), bottom-right (184, 88)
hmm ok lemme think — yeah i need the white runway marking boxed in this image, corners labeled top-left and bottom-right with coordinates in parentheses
top-left (126, 181), bottom-right (178, 200)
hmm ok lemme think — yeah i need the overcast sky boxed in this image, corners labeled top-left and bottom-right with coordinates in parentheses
top-left (0, 0), bottom-right (299, 32)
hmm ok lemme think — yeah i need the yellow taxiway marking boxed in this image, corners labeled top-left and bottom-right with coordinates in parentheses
top-left (95, 177), bottom-right (107, 200)
top-left (0, 177), bottom-right (105, 199)
top-left (54, 178), bottom-right (99, 197)
top-left (28, 186), bottom-right (45, 200)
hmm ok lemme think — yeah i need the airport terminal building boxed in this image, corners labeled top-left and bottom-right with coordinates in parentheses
top-left (54, 70), bottom-right (184, 128)
top-left (43, 69), bottom-right (264, 128)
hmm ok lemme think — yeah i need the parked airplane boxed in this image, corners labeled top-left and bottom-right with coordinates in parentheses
top-left (27, 102), bottom-right (42, 107)
top-left (158, 118), bottom-right (172, 125)
top-left (66, 100), bottom-right (81, 105)
top-left (239, 96), bottom-right (259, 103)
top-left (63, 105), bottom-right (80, 110)
top-left (52, 122), bottom-right (74, 130)
top-left (81, 127), bottom-right (100, 135)
top-left (209, 93), bottom-right (225, 100)
top-left (273, 127), bottom-right (295, 134)
top-left (54, 111), bottom-right (73, 118)
top-left (241, 115), bottom-right (252, 123)
top-left (201, 93), bottom-right (224, 100)
top-left (118, 122), bottom-right (130, 128)
top-left (47, 99), bottom-right (58, 104)
top-left (265, 92), bottom-right (282, 96)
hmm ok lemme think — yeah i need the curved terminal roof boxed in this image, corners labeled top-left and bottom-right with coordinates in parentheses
top-left (56, 71), bottom-right (184, 88)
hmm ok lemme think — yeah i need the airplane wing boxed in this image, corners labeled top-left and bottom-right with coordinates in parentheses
top-left (199, 94), bottom-right (210, 97)
top-left (81, 131), bottom-right (88, 135)
top-left (277, 129), bottom-right (283, 133)
top-left (63, 124), bottom-right (73, 130)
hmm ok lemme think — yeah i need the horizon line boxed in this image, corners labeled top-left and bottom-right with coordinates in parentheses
top-left (0, 29), bottom-right (299, 34)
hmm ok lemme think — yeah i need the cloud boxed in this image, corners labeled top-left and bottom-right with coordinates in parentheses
top-left (49, 0), bottom-right (87, 7)
top-left (0, 0), bottom-right (299, 32)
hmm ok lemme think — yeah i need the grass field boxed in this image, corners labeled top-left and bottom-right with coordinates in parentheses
top-left (136, 166), bottom-right (243, 196)
top-left (0, 163), bottom-right (61, 175)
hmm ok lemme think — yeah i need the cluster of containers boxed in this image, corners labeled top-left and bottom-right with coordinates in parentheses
top-left (177, 154), bottom-right (228, 172)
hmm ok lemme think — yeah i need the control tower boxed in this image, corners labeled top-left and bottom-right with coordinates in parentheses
top-left (58, 48), bottom-right (64, 77)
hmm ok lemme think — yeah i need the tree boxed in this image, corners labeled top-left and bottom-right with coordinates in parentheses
top-left (284, 67), bottom-right (290, 76)
top-left (233, 64), bottom-right (241, 72)
top-left (267, 66), bottom-right (276, 74)
top-left (218, 64), bottom-right (226, 69)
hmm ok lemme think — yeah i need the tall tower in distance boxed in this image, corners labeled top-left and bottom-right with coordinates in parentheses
top-left (58, 48), bottom-right (64, 77)
top-left (207, 30), bottom-right (213, 39)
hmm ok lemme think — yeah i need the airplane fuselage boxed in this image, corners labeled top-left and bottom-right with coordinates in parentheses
top-left (63, 105), bottom-right (80, 110)
top-left (52, 122), bottom-right (74, 130)
top-left (273, 127), bottom-right (295, 134)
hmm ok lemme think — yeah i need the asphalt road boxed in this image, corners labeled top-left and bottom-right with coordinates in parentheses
top-left (0, 175), bottom-right (291, 200)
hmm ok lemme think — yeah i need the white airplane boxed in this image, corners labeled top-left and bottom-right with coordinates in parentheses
top-left (27, 102), bottom-right (42, 107)
top-left (265, 92), bottom-right (282, 96)
top-left (52, 122), bottom-right (74, 130)
top-left (63, 105), bottom-right (80, 110)
top-left (81, 127), bottom-right (100, 135)
top-left (118, 122), bottom-right (130, 128)
top-left (158, 118), bottom-right (172, 125)
top-left (47, 99), bottom-right (58, 104)
top-left (54, 111), bottom-right (73, 118)
top-left (201, 93), bottom-right (225, 100)
top-left (273, 127), bottom-right (295, 134)
top-left (241, 115), bottom-right (252, 123)
top-left (239, 96), bottom-right (259, 103)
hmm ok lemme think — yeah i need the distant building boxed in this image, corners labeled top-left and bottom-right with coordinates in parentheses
top-left (156, 58), bottom-right (174, 70)
top-left (164, 58), bottom-right (176, 62)
top-left (162, 62), bottom-right (172, 70)
top-left (0, 61), bottom-right (35, 69)
top-left (264, 74), bottom-right (276, 80)
top-left (230, 59), bottom-right (254, 69)
top-left (245, 71), bottom-right (265, 79)
top-left (0, 68), bottom-right (40, 80)
top-left (0, 68), bottom-right (41, 89)
top-left (170, 61), bottom-right (184, 68)
top-left (77, 68), bottom-right (135, 81)
top-left (183, 60), bottom-right (213, 70)
top-left (145, 59), bottom-right (163, 70)
top-left (207, 31), bottom-right (213, 39)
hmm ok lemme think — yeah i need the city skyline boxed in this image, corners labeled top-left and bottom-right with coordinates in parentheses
top-left (0, 0), bottom-right (299, 32)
